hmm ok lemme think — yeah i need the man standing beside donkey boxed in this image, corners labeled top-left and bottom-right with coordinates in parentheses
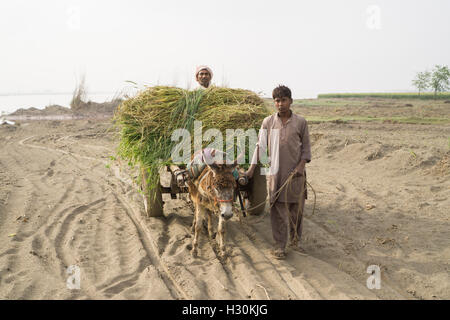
top-left (246, 85), bottom-right (311, 260)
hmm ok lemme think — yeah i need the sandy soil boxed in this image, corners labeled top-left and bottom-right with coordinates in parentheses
top-left (0, 102), bottom-right (449, 300)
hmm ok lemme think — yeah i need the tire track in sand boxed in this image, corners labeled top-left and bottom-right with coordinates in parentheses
top-left (15, 134), bottom-right (188, 299)
top-left (14, 132), bottom-right (399, 300)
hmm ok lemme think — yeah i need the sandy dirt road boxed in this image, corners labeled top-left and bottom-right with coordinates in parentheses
top-left (0, 117), bottom-right (448, 300)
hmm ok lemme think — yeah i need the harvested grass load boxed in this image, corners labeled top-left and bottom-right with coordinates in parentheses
top-left (114, 86), bottom-right (270, 192)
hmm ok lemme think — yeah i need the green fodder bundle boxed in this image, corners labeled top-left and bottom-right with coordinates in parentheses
top-left (114, 86), bottom-right (270, 191)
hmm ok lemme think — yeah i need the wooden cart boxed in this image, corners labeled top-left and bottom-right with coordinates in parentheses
top-left (140, 164), bottom-right (268, 218)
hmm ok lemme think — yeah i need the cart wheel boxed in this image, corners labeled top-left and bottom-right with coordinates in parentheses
top-left (141, 167), bottom-right (164, 217)
top-left (248, 165), bottom-right (267, 216)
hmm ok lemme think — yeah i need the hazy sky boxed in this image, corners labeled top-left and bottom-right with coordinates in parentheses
top-left (1, 0), bottom-right (449, 98)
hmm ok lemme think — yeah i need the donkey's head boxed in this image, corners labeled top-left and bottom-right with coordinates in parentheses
top-left (207, 162), bottom-right (238, 220)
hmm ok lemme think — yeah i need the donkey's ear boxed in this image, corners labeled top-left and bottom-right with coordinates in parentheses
top-left (226, 151), bottom-right (243, 170)
top-left (230, 151), bottom-right (244, 169)
top-left (207, 161), bottom-right (220, 171)
top-left (227, 163), bottom-right (238, 171)
top-left (236, 150), bottom-right (245, 164)
top-left (205, 162), bottom-right (217, 177)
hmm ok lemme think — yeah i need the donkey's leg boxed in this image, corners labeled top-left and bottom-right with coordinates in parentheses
top-left (217, 216), bottom-right (226, 257)
top-left (207, 211), bottom-right (215, 239)
top-left (191, 210), bottom-right (196, 234)
top-left (191, 206), bottom-right (205, 257)
top-left (191, 205), bottom-right (200, 257)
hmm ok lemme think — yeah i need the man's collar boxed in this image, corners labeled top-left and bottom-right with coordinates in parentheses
top-left (277, 109), bottom-right (293, 118)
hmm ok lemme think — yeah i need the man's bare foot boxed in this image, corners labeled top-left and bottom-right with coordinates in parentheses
top-left (289, 241), bottom-right (307, 254)
top-left (271, 248), bottom-right (286, 260)
top-left (289, 239), bottom-right (298, 247)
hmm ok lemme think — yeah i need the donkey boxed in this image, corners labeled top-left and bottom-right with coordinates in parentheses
top-left (186, 151), bottom-right (238, 258)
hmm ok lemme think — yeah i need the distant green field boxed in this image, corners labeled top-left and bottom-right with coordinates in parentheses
top-left (317, 92), bottom-right (450, 100)
top-left (305, 116), bottom-right (450, 125)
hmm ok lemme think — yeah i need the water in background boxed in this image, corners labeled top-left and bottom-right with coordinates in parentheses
top-left (0, 93), bottom-right (117, 115)
top-left (0, 90), bottom-right (319, 116)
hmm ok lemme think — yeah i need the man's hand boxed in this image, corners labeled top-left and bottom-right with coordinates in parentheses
top-left (293, 160), bottom-right (306, 177)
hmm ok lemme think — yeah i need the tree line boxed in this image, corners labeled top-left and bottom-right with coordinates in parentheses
top-left (412, 65), bottom-right (450, 97)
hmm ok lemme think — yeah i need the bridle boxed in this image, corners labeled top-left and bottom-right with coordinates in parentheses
top-left (215, 198), bottom-right (233, 203)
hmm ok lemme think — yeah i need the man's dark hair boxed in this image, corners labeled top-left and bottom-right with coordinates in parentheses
top-left (272, 85), bottom-right (292, 99)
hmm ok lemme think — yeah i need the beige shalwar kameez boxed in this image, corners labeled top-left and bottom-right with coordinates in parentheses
top-left (251, 111), bottom-right (311, 250)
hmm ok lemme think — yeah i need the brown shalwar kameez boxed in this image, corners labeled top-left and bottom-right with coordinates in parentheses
top-left (252, 111), bottom-right (311, 250)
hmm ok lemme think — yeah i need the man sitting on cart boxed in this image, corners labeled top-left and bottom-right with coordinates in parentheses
top-left (194, 65), bottom-right (213, 89)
